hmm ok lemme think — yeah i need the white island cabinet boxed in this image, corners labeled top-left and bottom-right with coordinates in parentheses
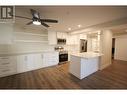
top-left (69, 52), bottom-right (102, 79)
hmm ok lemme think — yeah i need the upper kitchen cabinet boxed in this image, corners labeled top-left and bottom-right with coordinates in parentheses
top-left (67, 34), bottom-right (79, 45)
top-left (48, 31), bottom-right (68, 45)
top-left (0, 23), bottom-right (13, 44)
top-left (79, 33), bottom-right (87, 39)
top-left (57, 32), bottom-right (67, 39)
top-left (48, 31), bottom-right (57, 45)
top-left (87, 32), bottom-right (101, 52)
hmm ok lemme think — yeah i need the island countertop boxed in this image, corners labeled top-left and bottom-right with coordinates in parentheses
top-left (70, 52), bottom-right (103, 59)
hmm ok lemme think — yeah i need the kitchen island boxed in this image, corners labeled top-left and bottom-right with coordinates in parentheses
top-left (69, 52), bottom-right (103, 79)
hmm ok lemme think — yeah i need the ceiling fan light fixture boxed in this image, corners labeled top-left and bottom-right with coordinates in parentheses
top-left (68, 28), bottom-right (71, 31)
top-left (33, 20), bottom-right (41, 25)
top-left (78, 24), bottom-right (81, 28)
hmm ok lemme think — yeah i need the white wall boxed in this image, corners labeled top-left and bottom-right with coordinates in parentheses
top-left (100, 30), bottom-right (112, 70)
top-left (114, 35), bottom-right (127, 61)
top-left (0, 23), bottom-right (13, 44)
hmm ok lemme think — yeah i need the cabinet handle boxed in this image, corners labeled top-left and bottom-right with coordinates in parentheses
top-left (41, 54), bottom-right (43, 59)
top-left (1, 63), bottom-right (10, 65)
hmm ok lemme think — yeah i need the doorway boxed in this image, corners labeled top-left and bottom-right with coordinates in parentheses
top-left (112, 38), bottom-right (115, 59)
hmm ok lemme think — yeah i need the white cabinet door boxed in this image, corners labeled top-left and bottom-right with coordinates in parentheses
top-left (43, 52), bottom-right (59, 67)
top-left (17, 54), bottom-right (34, 73)
top-left (72, 35), bottom-right (79, 45)
top-left (0, 23), bottom-right (13, 44)
top-left (48, 31), bottom-right (57, 45)
top-left (17, 55), bottom-right (27, 73)
top-left (79, 33), bottom-right (87, 39)
top-left (57, 32), bottom-right (63, 38)
top-left (43, 53), bottom-right (52, 67)
top-left (26, 54), bottom-right (34, 71)
top-left (34, 53), bottom-right (43, 69)
top-left (66, 34), bottom-right (70, 45)
top-left (67, 35), bottom-right (79, 45)
top-left (62, 32), bottom-right (67, 39)
top-left (66, 34), bottom-right (73, 45)
top-left (57, 32), bottom-right (67, 39)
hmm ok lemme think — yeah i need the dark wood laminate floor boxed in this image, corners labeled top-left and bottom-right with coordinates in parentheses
top-left (0, 60), bottom-right (127, 89)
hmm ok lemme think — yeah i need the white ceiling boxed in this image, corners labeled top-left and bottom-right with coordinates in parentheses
top-left (15, 6), bottom-right (127, 32)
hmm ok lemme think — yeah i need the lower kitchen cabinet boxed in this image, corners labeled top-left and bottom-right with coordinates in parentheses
top-left (34, 53), bottom-right (43, 69)
top-left (0, 52), bottom-right (59, 77)
top-left (43, 52), bottom-right (59, 67)
top-left (16, 55), bottom-right (28, 73)
top-left (17, 54), bottom-right (41, 73)
top-left (0, 56), bottom-right (17, 77)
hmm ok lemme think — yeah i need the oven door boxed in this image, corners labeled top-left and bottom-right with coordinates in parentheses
top-left (59, 54), bottom-right (68, 62)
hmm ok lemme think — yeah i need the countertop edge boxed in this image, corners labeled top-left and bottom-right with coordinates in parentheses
top-left (0, 51), bottom-right (59, 57)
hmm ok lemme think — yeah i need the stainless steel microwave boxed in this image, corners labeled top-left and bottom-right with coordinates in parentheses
top-left (57, 38), bottom-right (66, 45)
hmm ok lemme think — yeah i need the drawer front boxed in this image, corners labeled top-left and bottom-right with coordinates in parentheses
top-left (0, 56), bottom-right (17, 77)
top-left (43, 53), bottom-right (58, 57)
top-left (0, 67), bottom-right (16, 76)
top-left (49, 60), bottom-right (58, 65)
top-left (0, 62), bottom-right (11, 68)
top-left (0, 57), bottom-right (10, 63)
top-left (0, 56), bottom-right (17, 68)
top-left (43, 59), bottom-right (58, 66)
top-left (47, 57), bottom-right (58, 61)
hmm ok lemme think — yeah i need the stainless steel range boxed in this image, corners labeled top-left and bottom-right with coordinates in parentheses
top-left (55, 46), bottom-right (68, 64)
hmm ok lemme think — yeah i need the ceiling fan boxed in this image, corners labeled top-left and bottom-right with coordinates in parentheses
top-left (11, 9), bottom-right (58, 27)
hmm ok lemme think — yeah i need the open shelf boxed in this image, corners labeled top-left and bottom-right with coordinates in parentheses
top-left (14, 40), bottom-right (48, 43)
top-left (14, 31), bottom-right (48, 43)
top-left (14, 32), bottom-right (48, 37)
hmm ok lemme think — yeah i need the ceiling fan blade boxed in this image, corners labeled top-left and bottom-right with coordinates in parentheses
top-left (30, 9), bottom-right (40, 19)
top-left (26, 21), bottom-right (33, 25)
top-left (41, 22), bottom-right (49, 27)
top-left (14, 15), bottom-right (32, 20)
top-left (41, 19), bottom-right (58, 23)
top-left (9, 12), bottom-right (32, 20)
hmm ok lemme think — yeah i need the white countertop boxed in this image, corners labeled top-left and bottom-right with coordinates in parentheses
top-left (0, 51), bottom-right (59, 57)
top-left (70, 52), bottom-right (103, 59)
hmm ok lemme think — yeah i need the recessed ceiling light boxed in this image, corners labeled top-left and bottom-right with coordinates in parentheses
top-left (68, 28), bottom-right (71, 31)
top-left (78, 25), bottom-right (81, 28)
top-left (88, 32), bottom-right (91, 34)
top-left (98, 31), bottom-right (101, 35)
